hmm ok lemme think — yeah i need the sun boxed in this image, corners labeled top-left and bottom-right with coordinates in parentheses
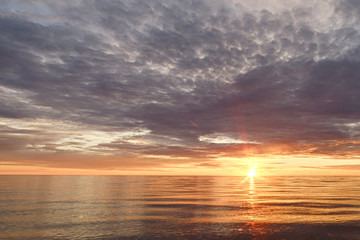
top-left (247, 169), bottom-right (256, 178)
top-left (246, 163), bottom-right (258, 178)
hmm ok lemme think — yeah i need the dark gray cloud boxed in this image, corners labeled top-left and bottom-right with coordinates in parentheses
top-left (0, 0), bottom-right (360, 170)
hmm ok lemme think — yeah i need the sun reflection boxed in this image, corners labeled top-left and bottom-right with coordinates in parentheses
top-left (239, 168), bottom-right (261, 238)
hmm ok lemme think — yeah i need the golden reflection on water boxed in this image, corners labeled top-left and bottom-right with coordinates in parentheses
top-left (239, 176), bottom-right (270, 239)
top-left (1, 176), bottom-right (360, 239)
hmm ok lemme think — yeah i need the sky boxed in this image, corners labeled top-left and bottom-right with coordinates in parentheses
top-left (0, 0), bottom-right (360, 176)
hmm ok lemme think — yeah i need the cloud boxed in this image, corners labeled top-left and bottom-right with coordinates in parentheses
top-left (302, 164), bottom-right (360, 170)
top-left (324, 165), bottom-right (360, 170)
top-left (0, 0), bottom-right (359, 171)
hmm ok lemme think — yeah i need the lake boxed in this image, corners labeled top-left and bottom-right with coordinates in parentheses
top-left (1, 175), bottom-right (360, 239)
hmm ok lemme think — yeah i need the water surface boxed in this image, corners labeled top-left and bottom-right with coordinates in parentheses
top-left (1, 176), bottom-right (360, 239)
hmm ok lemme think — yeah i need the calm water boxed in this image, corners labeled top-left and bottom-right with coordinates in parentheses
top-left (1, 176), bottom-right (360, 240)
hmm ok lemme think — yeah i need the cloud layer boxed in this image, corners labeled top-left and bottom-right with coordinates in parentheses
top-left (1, 0), bottom-right (360, 172)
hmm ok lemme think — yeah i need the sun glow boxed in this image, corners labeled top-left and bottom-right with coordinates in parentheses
top-left (247, 169), bottom-right (256, 178)
top-left (247, 164), bottom-right (258, 178)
